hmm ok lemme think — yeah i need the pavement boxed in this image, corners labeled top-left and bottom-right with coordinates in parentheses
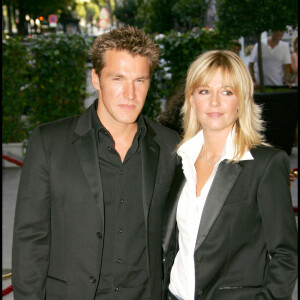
top-left (2, 70), bottom-right (298, 299)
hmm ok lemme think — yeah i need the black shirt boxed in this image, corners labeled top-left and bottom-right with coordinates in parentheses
top-left (91, 102), bottom-right (150, 300)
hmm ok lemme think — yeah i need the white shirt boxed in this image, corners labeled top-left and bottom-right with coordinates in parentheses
top-left (249, 40), bottom-right (291, 86)
top-left (169, 128), bottom-right (253, 300)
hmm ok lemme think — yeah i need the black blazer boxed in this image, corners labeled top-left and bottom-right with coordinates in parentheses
top-left (12, 104), bottom-right (181, 300)
top-left (162, 146), bottom-right (298, 300)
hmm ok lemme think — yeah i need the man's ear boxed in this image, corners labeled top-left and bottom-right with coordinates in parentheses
top-left (91, 69), bottom-right (100, 90)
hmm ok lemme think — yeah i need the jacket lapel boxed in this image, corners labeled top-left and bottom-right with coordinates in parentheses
top-left (195, 161), bottom-right (243, 251)
top-left (162, 162), bottom-right (186, 253)
top-left (72, 108), bottom-right (104, 227)
top-left (141, 134), bottom-right (160, 230)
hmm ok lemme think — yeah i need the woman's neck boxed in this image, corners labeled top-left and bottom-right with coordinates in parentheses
top-left (202, 128), bottom-right (232, 159)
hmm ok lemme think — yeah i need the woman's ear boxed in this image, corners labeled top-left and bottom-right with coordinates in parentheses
top-left (190, 94), bottom-right (195, 108)
top-left (91, 69), bottom-right (100, 90)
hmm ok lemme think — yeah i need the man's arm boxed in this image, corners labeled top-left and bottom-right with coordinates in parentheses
top-left (284, 63), bottom-right (292, 87)
top-left (248, 62), bottom-right (257, 83)
top-left (248, 62), bottom-right (260, 89)
top-left (12, 126), bottom-right (51, 300)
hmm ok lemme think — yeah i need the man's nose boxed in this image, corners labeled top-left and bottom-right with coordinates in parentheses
top-left (124, 82), bottom-right (136, 100)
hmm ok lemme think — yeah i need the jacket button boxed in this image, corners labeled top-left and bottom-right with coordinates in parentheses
top-left (96, 232), bottom-right (103, 239)
top-left (162, 258), bottom-right (166, 263)
top-left (89, 276), bottom-right (96, 283)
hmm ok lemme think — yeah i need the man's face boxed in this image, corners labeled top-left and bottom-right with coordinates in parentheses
top-left (92, 49), bottom-right (150, 129)
top-left (272, 30), bottom-right (284, 42)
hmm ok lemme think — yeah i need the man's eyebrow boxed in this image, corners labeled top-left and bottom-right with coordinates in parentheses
top-left (108, 73), bottom-right (150, 80)
top-left (136, 75), bottom-right (150, 80)
top-left (108, 73), bottom-right (124, 77)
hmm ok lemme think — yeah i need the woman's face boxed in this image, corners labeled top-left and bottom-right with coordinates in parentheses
top-left (191, 68), bottom-right (239, 135)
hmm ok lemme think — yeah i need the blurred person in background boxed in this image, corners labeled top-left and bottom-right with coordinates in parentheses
top-left (291, 35), bottom-right (298, 85)
top-left (248, 30), bottom-right (292, 88)
top-left (229, 40), bottom-right (242, 56)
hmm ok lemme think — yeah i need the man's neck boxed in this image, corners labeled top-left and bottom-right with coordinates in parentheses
top-left (268, 37), bottom-right (280, 49)
top-left (101, 118), bottom-right (138, 162)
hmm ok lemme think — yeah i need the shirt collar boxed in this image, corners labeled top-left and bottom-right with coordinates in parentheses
top-left (177, 125), bottom-right (253, 163)
top-left (91, 99), bottom-right (105, 133)
top-left (92, 99), bottom-right (147, 137)
top-left (222, 124), bottom-right (253, 161)
top-left (91, 99), bottom-right (147, 140)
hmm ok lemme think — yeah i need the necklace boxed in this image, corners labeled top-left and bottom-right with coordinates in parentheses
top-left (200, 145), bottom-right (220, 166)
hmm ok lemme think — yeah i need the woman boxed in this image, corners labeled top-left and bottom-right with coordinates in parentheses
top-left (162, 50), bottom-right (297, 300)
top-left (291, 36), bottom-right (298, 85)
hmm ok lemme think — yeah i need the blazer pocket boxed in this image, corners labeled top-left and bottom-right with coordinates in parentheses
top-left (223, 190), bottom-right (248, 206)
top-left (46, 275), bottom-right (67, 299)
top-left (218, 286), bottom-right (262, 300)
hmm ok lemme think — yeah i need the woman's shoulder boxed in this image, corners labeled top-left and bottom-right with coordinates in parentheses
top-left (250, 145), bottom-right (289, 163)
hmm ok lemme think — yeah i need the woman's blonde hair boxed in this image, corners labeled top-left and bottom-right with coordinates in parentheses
top-left (179, 50), bottom-right (268, 161)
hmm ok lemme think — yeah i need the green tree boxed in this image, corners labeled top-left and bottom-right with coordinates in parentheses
top-left (217, 0), bottom-right (298, 91)
top-left (137, 0), bottom-right (178, 33)
top-left (114, 0), bottom-right (140, 27)
top-left (85, 2), bottom-right (100, 24)
top-left (133, 0), bottom-right (210, 33)
top-left (172, 0), bottom-right (208, 32)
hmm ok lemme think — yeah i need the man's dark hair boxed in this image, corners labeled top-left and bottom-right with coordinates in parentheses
top-left (89, 25), bottom-right (160, 76)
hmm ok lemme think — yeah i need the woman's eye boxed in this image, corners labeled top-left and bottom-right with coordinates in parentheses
top-left (198, 89), bottom-right (208, 95)
top-left (222, 90), bottom-right (233, 95)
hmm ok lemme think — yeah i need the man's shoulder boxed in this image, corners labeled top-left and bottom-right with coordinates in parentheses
top-left (278, 40), bottom-right (291, 53)
top-left (38, 114), bottom-right (80, 132)
top-left (144, 117), bottom-right (181, 141)
top-left (278, 40), bottom-right (289, 47)
top-left (33, 114), bottom-right (83, 142)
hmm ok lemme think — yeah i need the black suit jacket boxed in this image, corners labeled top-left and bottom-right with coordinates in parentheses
top-left (162, 146), bottom-right (298, 300)
top-left (12, 104), bottom-right (181, 300)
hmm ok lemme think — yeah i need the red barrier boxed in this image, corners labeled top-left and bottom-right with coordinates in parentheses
top-left (2, 285), bottom-right (13, 296)
top-left (2, 154), bottom-right (23, 167)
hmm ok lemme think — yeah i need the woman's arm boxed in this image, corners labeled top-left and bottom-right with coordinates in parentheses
top-left (255, 150), bottom-right (297, 299)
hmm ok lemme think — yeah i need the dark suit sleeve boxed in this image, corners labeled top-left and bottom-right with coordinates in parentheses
top-left (12, 126), bottom-right (51, 300)
top-left (255, 150), bottom-right (298, 299)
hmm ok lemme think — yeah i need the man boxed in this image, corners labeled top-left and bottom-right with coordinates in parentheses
top-left (12, 26), bottom-right (181, 300)
top-left (248, 30), bottom-right (292, 88)
top-left (229, 40), bottom-right (241, 56)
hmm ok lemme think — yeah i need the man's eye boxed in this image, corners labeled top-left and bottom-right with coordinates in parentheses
top-left (113, 77), bottom-right (121, 81)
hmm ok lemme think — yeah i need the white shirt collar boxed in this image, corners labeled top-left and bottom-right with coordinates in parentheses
top-left (177, 125), bottom-right (254, 162)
